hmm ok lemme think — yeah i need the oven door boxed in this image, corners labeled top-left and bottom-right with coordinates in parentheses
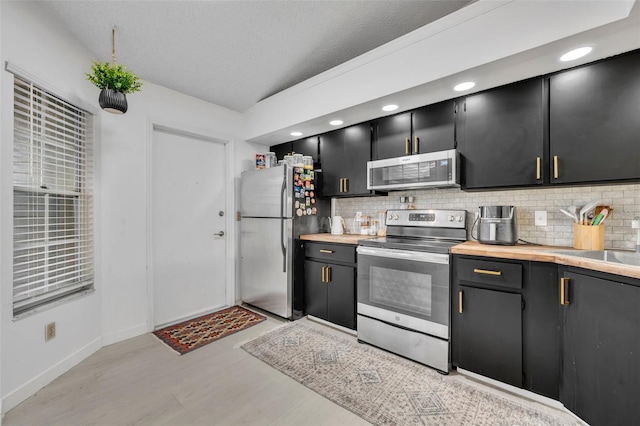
top-left (356, 246), bottom-right (450, 339)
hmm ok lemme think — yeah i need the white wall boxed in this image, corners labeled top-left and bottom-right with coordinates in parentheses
top-left (0, 0), bottom-right (255, 414)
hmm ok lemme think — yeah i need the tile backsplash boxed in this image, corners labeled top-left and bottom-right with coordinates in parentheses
top-left (335, 183), bottom-right (640, 250)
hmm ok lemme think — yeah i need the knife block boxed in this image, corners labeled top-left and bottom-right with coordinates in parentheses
top-left (573, 223), bottom-right (604, 250)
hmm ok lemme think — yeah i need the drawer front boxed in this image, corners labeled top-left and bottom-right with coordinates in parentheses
top-left (305, 242), bottom-right (356, 264)
top-left (458, 257), bottom-right (522, 290)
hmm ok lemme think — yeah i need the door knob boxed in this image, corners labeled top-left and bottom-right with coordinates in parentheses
top-left (213, 231), bottom-right (225, 237)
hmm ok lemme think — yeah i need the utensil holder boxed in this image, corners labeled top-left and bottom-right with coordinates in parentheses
top-left (573, 223), bottom-right (604, 250)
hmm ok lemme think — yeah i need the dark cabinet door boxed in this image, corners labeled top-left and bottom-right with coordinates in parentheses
top-left (292, 136), bottom-right (319, 164)
top-left (342, 123), bottom-right (371, 196)
top-left (460, 78), bottom-right (545, 189)
top-left (270, 142), bottom-right (292, 162)
top-left (319, 129), bottom-right (344, 197)
top-left (412, 101), bottom-right (456, 154)
top-left (375, 112), bottom-right (412, 159)
top-left (560, 271), bottom-right (640, 426)
top-left (326, 264), bottom-right (356, 330)
top-left (304, 260), bottom-right (328, 320)
top-left (550, 50), bottom-right (640, 184)
top-left (457, 286), bottom-right (523, 387)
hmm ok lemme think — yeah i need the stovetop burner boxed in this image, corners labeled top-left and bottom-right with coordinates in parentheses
top-left (358, 209), bottom-right (468, 254)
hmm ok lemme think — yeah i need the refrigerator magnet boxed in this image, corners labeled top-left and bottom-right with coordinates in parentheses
top-left (296, 208), bottom-right (303, 216)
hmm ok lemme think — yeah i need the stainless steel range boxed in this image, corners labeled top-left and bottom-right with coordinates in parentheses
top-left (356, 209), bottom-right (467, 373)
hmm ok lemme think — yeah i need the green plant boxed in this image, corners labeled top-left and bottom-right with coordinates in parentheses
top-left (85, 62), bottom-right (142, 94)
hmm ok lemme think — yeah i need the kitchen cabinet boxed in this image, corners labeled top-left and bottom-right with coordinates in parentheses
top-left (320, 123), bottom-right (373, 197)
top-left (549, 49), bottom-right (640, 184)
top-left (374, 100), bottom-right (455, 159)
top-left (452, 255), bottom-right (560, 398)
top-left (270, 136), bottom-right (320, 165)
top-left (304, 242), bottom-right (357, 330)
top-left (458, 78), bottom-right (545, 190)
top-left (559, 268), bottom-right (640, 426)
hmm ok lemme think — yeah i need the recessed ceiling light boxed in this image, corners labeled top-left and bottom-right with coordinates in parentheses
top-left (454, 82), bottom-right (475, 92)
top-left (329, 120), bottom-right (343, 126)
top-left (560, 47), bottom-right (593, 62)
top-left (290, 131), bottom-right (303, 137)
top-left (382, 104), bottom-right (398, 112)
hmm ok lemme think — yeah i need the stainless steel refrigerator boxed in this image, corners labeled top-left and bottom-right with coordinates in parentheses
top-left (240, 165), bottom-right (329, 319)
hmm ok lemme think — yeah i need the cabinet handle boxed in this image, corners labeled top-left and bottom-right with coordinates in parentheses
top-left (560, 277), bottom-right (570, 305)
top-left (319, 249), bottom-right (334, 254)
top-left (326, 266), bottom-right (331, 283)
top-left (414, 136), bottom-right (419, 154)
top-left (553, 156), bottom-right (559, 179)
top-left (339, 178), bottom-right (343, 193)
top-left (343, 178), bottom-right (348, 193)
top-left (473, 268), bottom-right (502, 276)
top-left (321, 266), bottom-right (325, 283)
top-left (405, 138), bottom-right (410, 155)
top-left (458, 290), bottom-right (463, 313)
top-left (536, 157), bottom-right (541, 180)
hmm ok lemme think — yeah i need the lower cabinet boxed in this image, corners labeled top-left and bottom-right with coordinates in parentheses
top-left (451, 255), bottom-right (559, 399)
top-left (559, 269), bottom-right (640, 426)
top-left (458, 286), bottom-right (523, 387)
top-left (304, 242), bottom-right (357, 330)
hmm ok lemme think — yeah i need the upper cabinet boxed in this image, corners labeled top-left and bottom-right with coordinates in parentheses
top-left (320, 123), bottom-right (373, 197)
top-left (270, 136), bottom-right (320, 165)
top-left (458, 78), bottom-right (545, 190)
top-left (374, 100), bottom-right (456, 160)
top-left (549, 50), bottom-right (640, 184)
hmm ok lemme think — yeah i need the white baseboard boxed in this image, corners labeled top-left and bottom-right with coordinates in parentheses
top-left (101, 322), bottom-right (150, 346)
top-left (2, 337), bottom-right (102, 413)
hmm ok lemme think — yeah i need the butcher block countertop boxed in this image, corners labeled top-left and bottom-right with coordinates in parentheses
top-left (452, 241), bottom-right (640, 280)
top-left (300, 233), bottom-right (377, 245)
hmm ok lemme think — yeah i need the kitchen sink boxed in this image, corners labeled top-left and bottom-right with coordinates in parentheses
top-left (547, 249), bottom-right (640, 267)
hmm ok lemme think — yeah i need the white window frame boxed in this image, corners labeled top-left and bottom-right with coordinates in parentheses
top-left (12, 74), bottom-right (95, 316)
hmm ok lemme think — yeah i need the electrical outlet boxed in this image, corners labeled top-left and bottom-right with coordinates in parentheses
top-left (534, 210), bottom-right (547, 227)
top-left (45, 322), bottom-right (56, 341)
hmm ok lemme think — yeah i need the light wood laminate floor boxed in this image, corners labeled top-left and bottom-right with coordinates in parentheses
top-left (3, 313), bottom-right (574, 425)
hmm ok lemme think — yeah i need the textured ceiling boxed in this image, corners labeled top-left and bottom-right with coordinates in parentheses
top-left (39, 0), bottom-right (473, 112)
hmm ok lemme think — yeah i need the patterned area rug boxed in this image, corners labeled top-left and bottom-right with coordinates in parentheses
top-left (154, 306), bottom-right (265, 355)
top-left (242, 322), bottom-right (581, 426)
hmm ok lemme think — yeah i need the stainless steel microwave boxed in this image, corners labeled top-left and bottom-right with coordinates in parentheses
top-left (367, 149), bottom-right (459, 190)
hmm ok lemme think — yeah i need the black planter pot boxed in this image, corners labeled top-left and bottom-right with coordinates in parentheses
top-left (98, 88), bottom-right (128, 114)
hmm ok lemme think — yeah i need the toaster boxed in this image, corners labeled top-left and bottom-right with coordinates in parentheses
top-left (477, 206), bottom-right (518, 245)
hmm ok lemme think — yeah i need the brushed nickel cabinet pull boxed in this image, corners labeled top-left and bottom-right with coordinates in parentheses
top-left (326, 266), bottom-right (331, 283)
top-left (344, 178), bottom-right (348, 193)
top-left (560, 277), bottom-right (570, 305)
top-left (473, 268), bottom-right (502, 276)
top-left (536, 157), bottom-right (541, 180)
top-left (321, 266), bottom-right (325, 283)
top-left (414, 136), bottom-right (419, 154)
top-left (405, 138), bottom-right (410, 155)
top-left (339, 178), bottom-right (344, 193)
top-left (553, 156), bottom-right (559, 179)
top-left (458, 290), bottom-right (463, 313)
top-left (319, 249), bottom-right (334, 254)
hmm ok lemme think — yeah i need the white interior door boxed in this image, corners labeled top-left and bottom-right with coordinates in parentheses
top-left (151, 128), bottom-right (227, 327)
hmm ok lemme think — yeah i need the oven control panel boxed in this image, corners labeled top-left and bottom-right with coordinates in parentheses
top-left (386, 209), bottom-right (466, 229)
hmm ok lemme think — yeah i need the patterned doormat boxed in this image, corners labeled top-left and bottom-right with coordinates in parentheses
top-left (242, 322), bottom-right (581, 426)
top-left (154, 306), bottom-right (266, 355)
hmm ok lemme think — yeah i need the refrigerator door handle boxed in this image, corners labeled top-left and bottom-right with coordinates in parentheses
top-left (280, 177), bottom-right (287, 272)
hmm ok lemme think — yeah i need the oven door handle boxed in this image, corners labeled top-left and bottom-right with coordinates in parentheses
top-left (356, 246), bottom-right (449, 264)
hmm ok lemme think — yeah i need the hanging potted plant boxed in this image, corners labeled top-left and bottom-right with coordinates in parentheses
top-left (86, 62), bottom-right (142, 114)
top-left (85, 28), bottom-right (142, 114)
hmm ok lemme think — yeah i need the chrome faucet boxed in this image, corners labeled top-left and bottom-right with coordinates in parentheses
top-left (633, 216), bottom-right (640, 253)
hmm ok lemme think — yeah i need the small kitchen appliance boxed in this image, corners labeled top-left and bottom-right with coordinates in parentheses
top-left (356, 209), bottom-right (467, 373)
top-left (477, 205), bottom-right (518, 245)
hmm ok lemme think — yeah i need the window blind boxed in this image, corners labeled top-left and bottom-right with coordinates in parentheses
top-left (13, 76), bottom-right (94, 315)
